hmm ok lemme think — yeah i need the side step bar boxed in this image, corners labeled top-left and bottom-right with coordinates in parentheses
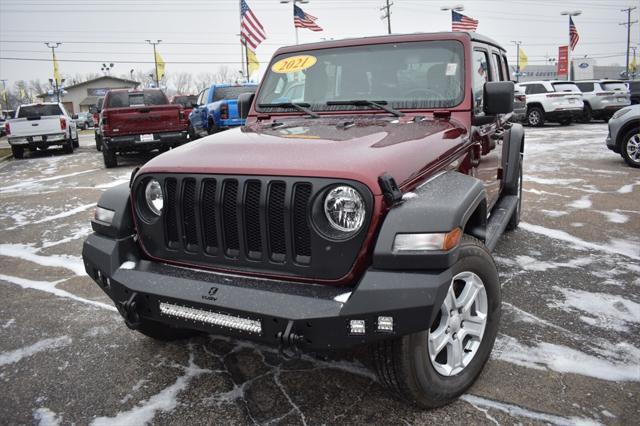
top-left (485, 195), bottom-right (518, 251)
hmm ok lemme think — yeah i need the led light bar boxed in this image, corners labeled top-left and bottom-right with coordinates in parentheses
top-left (159, 302), bottom-right (262, 334)
top-left (349, 319), bottom-right (366, 335)
top-left (377, 316), bottom-right (394, 332)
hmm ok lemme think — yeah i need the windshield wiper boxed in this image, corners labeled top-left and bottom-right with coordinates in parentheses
top-left (257, 102), bottom-right (320, 118)
top-left (326, 100), bottom-right (404, 117)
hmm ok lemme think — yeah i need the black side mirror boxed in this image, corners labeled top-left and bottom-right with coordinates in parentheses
top-left (89, 106), bottom-right (97, 114)
top-left (71, 114), bottom-right (78, 119)
top-left (238, 92), bottom-right (255, 119)
top-left (484, 81), bottom-right (514, 115)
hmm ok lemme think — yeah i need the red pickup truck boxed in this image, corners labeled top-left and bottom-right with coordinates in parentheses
top-left (98, 89), bottom-right (188, 168)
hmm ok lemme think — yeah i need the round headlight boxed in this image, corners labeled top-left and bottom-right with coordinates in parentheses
top-left (145, 179), bottom-right (163, 216)
top-left (324, 186), bottom-right (365, 233)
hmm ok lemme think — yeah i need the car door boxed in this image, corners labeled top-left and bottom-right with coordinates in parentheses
top-left (471, 46), bottom-right (503, 208)
top-left (192, 88), bottom-right (209, 134)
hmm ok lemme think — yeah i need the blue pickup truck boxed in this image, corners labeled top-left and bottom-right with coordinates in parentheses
top-left (188, 83), bottom-right (258, 138)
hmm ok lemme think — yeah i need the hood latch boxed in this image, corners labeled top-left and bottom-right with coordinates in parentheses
top-left (379, 173), bottom-right (403, 206)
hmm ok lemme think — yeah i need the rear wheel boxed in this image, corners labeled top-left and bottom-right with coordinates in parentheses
top-left (559, 118), bottom-right (572, 126)
top-left (621, 128), bottom-right (640, 168)
top-left (11, 146), bottom-right (24, 159)
top-left (580, 104), bottom-right (592, 123)
top-left (63, 137), bottom-right (74, 154)
top-left (371, 235), bottom-right (500, 409)
top-left (526, 107), bottom-right (544, 127)
top-left (72, 131), bottom-right (80, 148)
top-left (207, 119), bottom-right (219, 135)
top-left (102, 147), bottom-right (117, 168)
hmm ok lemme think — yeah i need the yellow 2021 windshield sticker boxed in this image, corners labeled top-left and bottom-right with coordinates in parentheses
top-left (271, 55), bottom-right (317, 74)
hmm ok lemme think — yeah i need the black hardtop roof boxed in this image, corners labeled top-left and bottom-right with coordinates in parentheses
top-left (274, 31), bottom-right (506, 56)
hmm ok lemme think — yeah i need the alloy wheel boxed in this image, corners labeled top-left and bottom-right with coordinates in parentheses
top-left (428, 271), bottom-right (488, 376)
top-left (626, 132), bottom-right (640, 164)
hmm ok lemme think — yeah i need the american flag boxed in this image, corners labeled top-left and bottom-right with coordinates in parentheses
top-left (294, 5), bottom-right (323, 32)
top-left (569, 16), bottom-right (579, 51)
top-left (240, 0), bottom-right (266, 50)
top-left (451, 10), bottom-right (478, 32)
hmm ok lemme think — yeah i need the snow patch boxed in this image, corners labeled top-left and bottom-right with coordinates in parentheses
top-left (461, 395), bottom-right (601, 426)
top-left (520, 222), bottom-right (640, 261)
top-left (0, 273), bottom-right (116, 312)
top-left (334, 292), bottom-right (351, 303)
top-left (540, 209), bottom-right (568, 217)
top-left (0, 336), bottom-right (72, 366)
top-left (2, 319), bottom-right (15, 329)
top-left (0, 243), bottom-right (86, 276)
top-left (493, 335), bottom-right (640, 382)
top-left (513, 255), bottom-right (592, 272)
top-left (91, 354), bottom-right (210, 426)
top-left (41, 226), bottom-right (93, 249)
top-left (120, 261), bottom-right (136, 270)
top-left (0, 169), bottom-right (99, 193)
top-left (568, 196), bottom-right (592, 209)
top-left (401, 192), bottom-right (417, 200)
top-left (549, 286), bottom-right (640, 331)
top-left (525, 176), bottom-right (584, 185)
top-left (617, 182), bottom-right (639, 194)
top-left (597, 211), bottom-right (629, 224)
top-left (33, 407), bottom-right (62, 426)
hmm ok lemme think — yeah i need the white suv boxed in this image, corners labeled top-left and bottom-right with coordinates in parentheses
top-left (519, 80), bottom-right (583, 126)
top-left (575, 80), bottom-right (631, 122)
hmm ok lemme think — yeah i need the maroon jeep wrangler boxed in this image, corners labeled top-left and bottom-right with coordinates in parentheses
top-left (83, 32), bottom-right (523, 408)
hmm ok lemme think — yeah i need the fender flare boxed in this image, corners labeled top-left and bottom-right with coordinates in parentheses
top-left (91, 183), bottom-right (134, 239)
top-left (503, 123), bottom-right (525, 194)
top-left (372, 171), bottom-right (487, 270)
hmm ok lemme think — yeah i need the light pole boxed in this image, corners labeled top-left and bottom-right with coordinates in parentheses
top-left (619, 7), bottom-right (638, 80)
top-left (101, 63), bottom-right (114, 75)
top-left (511, 40), bottom-right (522, 82)
top-left (145, 40), bottom-right (162, 88)
top-left (560, 10), bottom-right (581, 81)
top-left (380, 0), bottom-right (394, 35)
top-left (280, 0), bottom-right (309, 45)
top-left (45, 42), bottom-right (62, 102)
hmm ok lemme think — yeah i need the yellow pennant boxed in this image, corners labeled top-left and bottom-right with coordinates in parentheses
top-left (247, 47), bottom-right (260, 77)
top-left (518, 48), bottom-right (528, 71)
top-left (155, 51), bottom-right (166, 80)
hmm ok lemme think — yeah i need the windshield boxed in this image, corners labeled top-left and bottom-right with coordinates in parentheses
top-left (212, 86), bottom-right (257, 102)
top-left (106, 90), bottom-right (167, 108)
top-left (552, 83), bottom-right (580, 93)
top-left (256, 40), bottom-right (465, 112)
top-left (18, 104), bottom-right (63, 118)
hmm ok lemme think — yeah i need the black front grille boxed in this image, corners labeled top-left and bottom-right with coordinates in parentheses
top-left (134, 174), bottom-right (372, 281)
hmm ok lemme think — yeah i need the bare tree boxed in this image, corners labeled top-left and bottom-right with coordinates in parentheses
top-left (213, 65), bottom-right (234, 84)
top-left (194, 72), bottom-right (216, 91)
top-left (172, 72), bottom-right (193, 94)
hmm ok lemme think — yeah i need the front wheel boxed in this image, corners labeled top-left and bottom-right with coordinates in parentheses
top-left (525, 107), bottom-right (545, 127)
top-left (371, 235), bottom-right (500, 408)
top-left (621, 128), bottom-right (640, 168)
top-left (11, 145), bottom-right (24, 159)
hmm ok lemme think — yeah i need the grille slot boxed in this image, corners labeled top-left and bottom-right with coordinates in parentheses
top-left (267, 182), bottom-right (287, 262)
top-left (292, 183), bottom-right (312, 264)
top-left (244, 181), bottom-right (262, 259)
top-left (201, 179), bottom-right (218, 255)
top-left (222, 180), bottom-right (240, 257)
top-left (182, 179), bottom-right (198, 251)
top-left (164, 178), bottom-right (179, 246)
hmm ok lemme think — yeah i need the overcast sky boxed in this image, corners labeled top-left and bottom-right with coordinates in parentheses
top-left (0, 0), bottom-right (638, 88)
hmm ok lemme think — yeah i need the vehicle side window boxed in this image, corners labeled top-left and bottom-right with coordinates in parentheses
top-left (501, 55), bottom-right (510, 81)
top-left (491, 53), bottom-right (505, 81)
top-left (576, 82), bottom-right (594, 92)
top-left (524, 84), bottom-right (547, 95)
top-left (472, 49), bottom-right (490, 115)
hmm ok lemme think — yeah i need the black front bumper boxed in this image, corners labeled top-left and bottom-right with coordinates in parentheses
top-left (82, 232), bottom-right (451, 351)
top-left (103, 131), bottom-right (188, 152)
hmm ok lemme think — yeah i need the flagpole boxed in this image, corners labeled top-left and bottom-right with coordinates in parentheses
top-left (239, 0), bottom-right (246, 80)
top-left (295, 27), bottom-right (299, 45)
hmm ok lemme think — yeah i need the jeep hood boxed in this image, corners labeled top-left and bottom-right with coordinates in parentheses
top-left (140, 116), bottom-right (467, 195)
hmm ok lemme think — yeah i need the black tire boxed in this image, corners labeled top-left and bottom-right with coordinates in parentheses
top-left (188, 123), bottom-right (197, 140)
top-left (559, 118), bottom-right (572, 126)
top-left (72, 131), bottom-right (80, 148)
top-left (579, 104), bottom-right (592, 123)
top-left (11, 145), bottom-right (24, 159)
top-left (135, 319), bottom-right (199, 341)
top-left (95, 134), bottom-right (103, 151)
top-left (620, 127), bottom-right (640, 168)
top-left (525, 106), bottom-right (545, 127)
top-left (102, 147), bottom-right (117, 168)
top-left (207, 119), bottom-right (219, 135)
top-left (63, 138), bottom-right (74, 154)
top-left (506, 154), bottom-right (523, 231)
top-left (371, 235), bottom-right (501, 409)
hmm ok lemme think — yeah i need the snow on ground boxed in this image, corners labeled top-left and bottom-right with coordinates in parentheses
top-left (549, 286), bottom-right (640, 332)
top-left (0, 244), bottom-right (86, 276)
top-left (0, 336), bottom-right (72, 367)
top-left (33, 407), bottom-right (62, 426)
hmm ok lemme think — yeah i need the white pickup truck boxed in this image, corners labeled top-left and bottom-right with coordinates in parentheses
top-left (6, 102), bottom-right (79, 159)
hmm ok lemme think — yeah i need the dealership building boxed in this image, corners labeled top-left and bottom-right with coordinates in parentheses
top-left (38, 76), bottom-right (139, 114)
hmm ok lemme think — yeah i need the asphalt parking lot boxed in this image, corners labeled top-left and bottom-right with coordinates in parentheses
top-left (1, 123), bottom-right (638, 425)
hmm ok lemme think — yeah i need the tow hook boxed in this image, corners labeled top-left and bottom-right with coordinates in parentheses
top-left (119, 292), bottom-right (141, 329)
top-left (277, 320), bottom-right (304, 360)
